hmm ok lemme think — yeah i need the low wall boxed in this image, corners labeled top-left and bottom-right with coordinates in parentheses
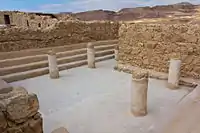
top-left (118, 23), bottom-right (200, 79)
top-left (0, 21), bottom-right (119, 52)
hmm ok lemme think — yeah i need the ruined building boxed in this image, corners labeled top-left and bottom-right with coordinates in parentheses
top-left (0, 11), bottom-right (59, 28)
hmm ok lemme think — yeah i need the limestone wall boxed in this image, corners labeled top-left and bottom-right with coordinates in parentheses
top-left (0, 21), bottom-right (119, 52)
top-left (0, 86), bottom-right (43, 133)
top-left (118, 23), bottom-right (200, 79)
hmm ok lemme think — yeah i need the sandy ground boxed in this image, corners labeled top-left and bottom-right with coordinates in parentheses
top-left (11, 60), bottom-right (190, 133)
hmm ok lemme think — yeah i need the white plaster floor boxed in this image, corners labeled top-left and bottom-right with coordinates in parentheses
top-left (11, 60), bottom-right (190, 133)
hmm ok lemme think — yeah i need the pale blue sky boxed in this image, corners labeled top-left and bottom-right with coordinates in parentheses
top-left (0, 0), bottom-right (200, 13)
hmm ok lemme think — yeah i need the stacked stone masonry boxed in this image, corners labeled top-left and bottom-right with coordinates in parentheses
top-left (118, 23), bottom-right (200, 79)
top-left (0, 21), bottom-right (119, 52)
top-left (0, 86), bottom-right (43, 133)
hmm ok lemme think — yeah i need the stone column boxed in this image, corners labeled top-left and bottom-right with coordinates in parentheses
top-left (48, 50), bottom-right (59, 79)
top-left (114, 45), bottom-right (119, 61)
top-left (167, 58), bottom-right (181, 90)
top-left (87, 43), bottom-right (95, 68)
top-left (131, 70), bottom-right (149, 117)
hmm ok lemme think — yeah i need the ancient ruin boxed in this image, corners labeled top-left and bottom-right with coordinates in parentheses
top-left (1, 2), bottom-right (200, 133)
top-left (0, 11), bottom-right (58, 28)
top-left (117, 23), bottom-right (200, 79)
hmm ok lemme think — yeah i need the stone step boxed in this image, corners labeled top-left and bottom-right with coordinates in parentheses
top-left (0, 44), bottom-right (115, 68)
top-left (1, 67), bottom-right (49, 83)
top-left (96, 54), bottom-right (114, 63)
top-left (0, 49), bottom-right (86, 68)
top-left (0, 40), bottom-right (117, 60)
top-left (95, 44), bottom-right (115, 52)
top-left (0, 54), bottom-right (86, 76)
top-left (1, 55), bottom-right (114, 83)
top-left (0, 50), bottom-right (114, 76)
top-left (95, 49), bottom-right (114, 58)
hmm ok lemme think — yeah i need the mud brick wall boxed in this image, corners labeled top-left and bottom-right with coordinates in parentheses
top-left (0, 86), bottom-right (43, 133)
top-left (118, 23), bottom-right (200, 79)
top-left (0, 21), bottom-right (119, 52)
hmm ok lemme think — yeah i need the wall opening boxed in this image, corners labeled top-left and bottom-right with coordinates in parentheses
top-left (4, 15), bottom-right (11, 25)
top-left (38, 23), bottom-right (41, 27)
top-left (26, 20), bottom-right (29, 27)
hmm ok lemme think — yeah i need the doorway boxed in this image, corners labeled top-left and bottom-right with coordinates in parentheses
top-left (4, 15), bottom-right (10, 25)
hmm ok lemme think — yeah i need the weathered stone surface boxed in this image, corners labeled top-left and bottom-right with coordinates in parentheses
top-left (0, 81), bottom-right (43, 133)
top-left (0, 111), bottom-right (7, 133)
top-left (5, 113), bottom-right (43, 133)
top-left (0, 86), bottom-right (28, 100)
top-left (6, 93), bottom-right (39, 123)
top-left (132, 70), bottom-right (148, 79)
top-left (52, 127), bottom-right (69, 133)
top-left (6, 126), bottom-right (23, 133)
top-left (118, 23), bottom-right (200, 79)
top-left (23, 115), bottom-right (43, 133)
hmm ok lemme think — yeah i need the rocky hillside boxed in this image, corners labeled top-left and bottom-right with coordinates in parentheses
top-left (64, 2), bottom-right (198, 21)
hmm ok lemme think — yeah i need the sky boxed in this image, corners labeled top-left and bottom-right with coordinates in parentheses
top-left (0, 0), bottom-right (200, 13)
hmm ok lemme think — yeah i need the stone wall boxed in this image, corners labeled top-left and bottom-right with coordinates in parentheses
top-left (0, 86), bottom-right (43, 133)
top-left (0, 11), bottom-right (59, 29)
top-left (0, 21), bottom-right (119, 52)
top-left (118, 23), bottom-right (200, 79)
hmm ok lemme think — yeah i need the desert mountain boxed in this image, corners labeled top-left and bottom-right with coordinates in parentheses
top-left (64, 2), bottom-right (198, 21)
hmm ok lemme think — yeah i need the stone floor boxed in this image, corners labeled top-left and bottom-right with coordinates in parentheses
top-left (11, 60), bottom-right (191, 133)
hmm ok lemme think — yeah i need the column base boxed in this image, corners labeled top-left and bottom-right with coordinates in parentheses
top-left (88, 63), bottom-right (96, 69)
top-left (131, 109), bottom-right (147, 117)
top-left (50, 71), bottom-right (59, 79)
top-left (167, 82), bottom-right (179, 90)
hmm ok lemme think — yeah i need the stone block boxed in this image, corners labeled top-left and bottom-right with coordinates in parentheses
top-left (0, 83), bottom-right (43, 133)
top-left (23, 115), bottom-right (43, 133)
top-left (0, 86), bottom-right (28, 101)
top-left (6, 93), bottom-right (39, 123)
